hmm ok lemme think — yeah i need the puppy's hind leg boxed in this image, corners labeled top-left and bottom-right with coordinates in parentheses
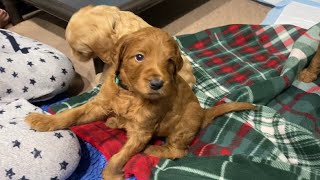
top-left (103, 130), bottom-right (152, 180)
top-left (144, 103), bottom-right (202, 159)
top-left (144, 124), bottom-right (201, 159)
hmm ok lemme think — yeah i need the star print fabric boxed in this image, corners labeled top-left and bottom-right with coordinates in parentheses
top-left (0, 29), bottom-right (75, 103)
top-left (0, 30), bottom-right (80, 179)
top-left (0, 99), bottom-right (80, 180)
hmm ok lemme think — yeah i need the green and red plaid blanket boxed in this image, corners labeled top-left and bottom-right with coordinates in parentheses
top-left (50, 23), bottom-right (320, 180)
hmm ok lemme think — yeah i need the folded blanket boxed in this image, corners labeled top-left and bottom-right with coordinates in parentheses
top-left (50, 23), bottom-right (320, 180)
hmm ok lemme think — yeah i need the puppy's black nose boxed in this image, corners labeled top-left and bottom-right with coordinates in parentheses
top-left (149, 79), bottom-right (164, 90)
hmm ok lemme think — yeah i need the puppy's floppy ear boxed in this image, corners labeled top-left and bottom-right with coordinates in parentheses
top-left (175, 53), bottom-right (184, 73)
top-left (172, 42), bottom-right (184, 74)
top-left (111, 34), bottom-right (132, 71)
top-left (92, 19), bottom-right (118, 64)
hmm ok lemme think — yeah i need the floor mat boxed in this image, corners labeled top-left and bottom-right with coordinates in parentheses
top-left (259, 0), bottom-right (320, 29)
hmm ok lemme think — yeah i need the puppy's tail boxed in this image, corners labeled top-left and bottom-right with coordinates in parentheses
top-left (202, 102), bottom-right (256, 128)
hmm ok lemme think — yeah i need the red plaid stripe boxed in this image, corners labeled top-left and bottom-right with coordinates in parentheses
top-left (49, 107), bottom-right (161, 180)
top-left (124, 154), bottom-right (159, 180)
top-left (69, 121), bottom-right (160, 180)
top-left (190, 38), bottom-right (211, 50)
top-left (275, 86), bottom-right (320, 134)
top-left (70, 122), bottom-right (127, 159)
top-left (189, 122), bottom-right (253, 157)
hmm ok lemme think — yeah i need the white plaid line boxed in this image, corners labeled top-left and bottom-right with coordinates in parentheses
top-left (194, 78), bottom-right (229, 102)
top-left (198, 114), bottom-right (233, 156)
top-left (271, 148), bottom-right (289, 163)
top-left (56, 102), bottom-right (83, 113)
top-left (160, 166), bottom-right (224, 180)
top-left (230, 25), bottom-right (253, 37)
top-left (255, 25), bottom-right (276, 36)
top-left (249, 137), bottom-right (267, 156)
top-left (198, 112), bottom-right (253, 156)
top-left (219, 161), bottom-right (229, 180)
top-left (175, 36), bottom-right (230, 98)
top-left (236, 87), bottom-right (254, 102)
top-left (282, 48), bottom-right (308, 75)
top-left (61, 102), bottom-right (72, 109)
top-left (214, 33), bottom-right (267, 80)
top-left (154, 159), bottom-right (170, 180)
top-left (56, 99), bottom-right (89, 113)
top-left (265, 28), bottom-right (297, 50)
top-left (293, 80), bottom-right (320, 96)
top-left (55, 96), bottom-right (95, 113)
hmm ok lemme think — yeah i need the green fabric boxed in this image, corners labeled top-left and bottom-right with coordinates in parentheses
top-left (51, 23), bottom-right (320, 180)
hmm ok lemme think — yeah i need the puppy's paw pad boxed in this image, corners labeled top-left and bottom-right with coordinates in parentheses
top-left (299, 69), bottom-right (317, 83)
top-left (25, 113), bottom-right (57, 132)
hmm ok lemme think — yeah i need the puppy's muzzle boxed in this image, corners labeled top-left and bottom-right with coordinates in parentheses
top-left (149, 79), bottom-right (164, 90)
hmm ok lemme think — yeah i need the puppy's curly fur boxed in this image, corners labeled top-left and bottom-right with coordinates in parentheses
top-left (66, 5), bottom-right (196, 87)
top-left (26, 27), bottom-right (256, 180)
top-left (299, 41), bottom-right (320, 82)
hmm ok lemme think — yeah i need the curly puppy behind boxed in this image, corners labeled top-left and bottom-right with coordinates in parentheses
top-left (26, 27), bottom-right (256, 180)
top-left (299, 42), bottom-right (320, 82)
top-left (66, 5), bottom-right (196, 87)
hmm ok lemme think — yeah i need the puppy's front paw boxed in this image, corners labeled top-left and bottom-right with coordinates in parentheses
top-left (25, 113), bottom-right (58, 131)
top-left (102, 167), bottom-right (124, 180)
top-left (105, 117), bottom-right (120, 129)
top-left (299, 69), bottom-right (317, 83)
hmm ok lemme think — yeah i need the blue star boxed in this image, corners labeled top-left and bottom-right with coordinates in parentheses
top-left (12, 140), bottom-right (21, 148)
top-left (54, 132), bottom-right (63, 139)
top-left (61, 68), bottom-right (68, 75)
top-left (31, 148), bottom-right (42, 158)
top-left (12, 72), bottom-right (18, 78)
top-left (69, 132), bottom-right (75, 138)
top-left (22, 86), bottom-right (28, 93)
top-left (27, 61), bottom-right (34, 67)
top-left (5, 168), bottom-right (15, 179)
top-left (19, 175), bottom-right (29, 180)
top-left (0, 66), bottom-right (5, 73)
top-left (59, 161), bottom-right (68, 170)
top-left (50, 75), bottom-right (56, 82)
top-left (30, 79), bottom-right (36, 85)
top-left (6, 89), bottom-right (12, 94)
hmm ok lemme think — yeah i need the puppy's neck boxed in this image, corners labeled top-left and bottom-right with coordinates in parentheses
top-left (115, 73), bottom-right (129, 90)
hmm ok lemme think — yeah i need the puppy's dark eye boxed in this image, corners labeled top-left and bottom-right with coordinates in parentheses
top-left (135, 54), bottom-right (144, 62)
